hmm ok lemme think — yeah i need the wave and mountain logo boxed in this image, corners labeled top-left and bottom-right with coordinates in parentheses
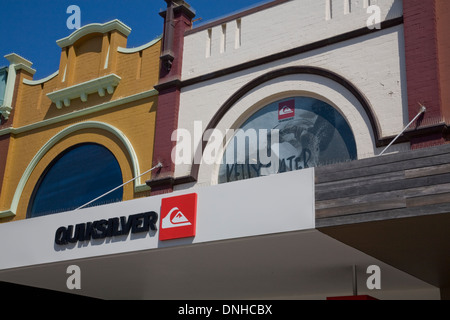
top-left (278, 100), bottom-right (295, 120)
top-left (161, 207), bottom-right (192, 229)
top-left (159, 193), bottom-right (197, 241)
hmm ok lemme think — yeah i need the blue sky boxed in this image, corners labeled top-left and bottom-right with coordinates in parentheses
top-left (0, 0), bottom-right (269, 78)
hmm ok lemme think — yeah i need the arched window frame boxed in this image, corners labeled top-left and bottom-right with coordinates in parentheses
top-left (0, 121), bottom-right (147, 218)
top-left (27, 142), bottom-right (124, 218)
top-left (190, 67), bottom-right (379, 186)
top-left (217, 96), bottom-right (358, 184)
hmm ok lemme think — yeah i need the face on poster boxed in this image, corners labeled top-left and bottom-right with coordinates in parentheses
top-left (219, 97), bottom-right (357, 183)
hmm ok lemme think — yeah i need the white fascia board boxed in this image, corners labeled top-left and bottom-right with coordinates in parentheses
top-left (0, 168), bottom-right (315, 269)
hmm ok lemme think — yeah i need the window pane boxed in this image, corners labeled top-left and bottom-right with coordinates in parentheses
top-left (29, 143), bottom-right (123, 218)
top-left (218, 97), bottom-right (357, 183)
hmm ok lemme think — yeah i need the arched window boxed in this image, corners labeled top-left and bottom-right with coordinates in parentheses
top-left (218, 97), bottom-right (357, 183)
top-left (28, 143), bottom-right (123, 218)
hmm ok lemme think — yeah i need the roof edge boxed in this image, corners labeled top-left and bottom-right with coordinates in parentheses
top-left (56, 19), bottom-right (132, 48)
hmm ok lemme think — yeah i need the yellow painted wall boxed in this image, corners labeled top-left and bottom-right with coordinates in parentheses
top-left (0, 27), bottom-right (161, 222)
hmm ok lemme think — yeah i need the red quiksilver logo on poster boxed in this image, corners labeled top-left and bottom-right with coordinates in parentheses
top-left (159, 193), bottom-right (198, 241)
top-left (278, 99), bottom-right (295, 121)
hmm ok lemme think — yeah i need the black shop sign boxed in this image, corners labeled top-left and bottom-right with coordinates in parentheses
top-left (54, 212), bottom-right (158, 246)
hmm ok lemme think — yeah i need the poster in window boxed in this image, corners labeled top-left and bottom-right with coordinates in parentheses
top-left (218, 97), bottom-right (357, 183)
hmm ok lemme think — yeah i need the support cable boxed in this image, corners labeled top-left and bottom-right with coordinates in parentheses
top-left (74, 162), bottom-right (163, 211)
top-left (378, 105), bottom-right (426, 156)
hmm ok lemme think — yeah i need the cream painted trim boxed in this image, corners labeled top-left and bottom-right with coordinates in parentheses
top-left (47, 74), bottom-right (121, 109)
top-left (0, 89), bottom-right (158, 137)
top-left (0, 121), bottom-right (150, 218)
top-left (104, 45), bottom-right (111, 69)
top-left (1, 54), bottom-right (36, 120)
top-left (193, 73), bottom-right (377, 186)
top-left (23, 71), bottom-right (59, 86)
top-left (56, 20), bottom-right (132, 48)
top-left (14, 63), bottom-right (36, 76)
top-left (117, 35), bottom-right (162, 54)
top-left (4, 53), bottom-right (33, 66)
top-left (0, 210), bottom-right (14, 218)
top-left (5, 53), bottom-right (36, 75)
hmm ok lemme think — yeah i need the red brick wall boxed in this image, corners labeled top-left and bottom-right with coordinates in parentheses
top-left (153, 86), bottom-right (180, 174)
top-left (0, 134), bottom-right (10, 195)
top-left (0, 69), bottom-right (23, 194)
top-left (0, 69), bottom-right (23, 129)
top-left (436, 0), bottom-right (450, 123)
top-left (403, 0), bottom-right (450, 148)
top-left (151, 3), bottom-right (194, 195)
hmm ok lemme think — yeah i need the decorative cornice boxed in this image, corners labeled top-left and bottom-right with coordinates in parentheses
top-left (0, 88), bottom-right (158, 137)
top-left (4, 53), bottom-right (36, 75)
top-left (154, 78), bottom-right (182, 92)
top-left (47, 73), bottom-right (121, 109)
top-left (185, 0), bottom-right (290, 35)
top-left (23, 70), bottom-right (59, 86)
top-left (1, 53), bottom-right (36, 120)
top-left (56, 20), bottom-right (132, 48)
top-left (145, 175), bottom-right (196, 189)
top-left (0, 210), bottom-right (14, 219)
top-left (0, 105), bottom-right (12, 120)
top-left (4, 53), bottom-right (33, 67)
top-left (172, 2), bottom-right (196, 20)
top-left (159, 1), bottom-right (196, 20)
top-left (117, 35), bottom-right (162, 54)
top-left (13, 63), bottom-right (36, 76)
top-left (182, 17), bottom-right (404, 89)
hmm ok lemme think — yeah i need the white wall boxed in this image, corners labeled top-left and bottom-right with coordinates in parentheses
top-left (177, 0), bottom-right (407, 186)
top-left (182, 0), bottom-right (403, 79)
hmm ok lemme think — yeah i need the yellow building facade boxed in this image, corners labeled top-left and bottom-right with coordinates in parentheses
top-left (0, 20), bottom-right (161, 222)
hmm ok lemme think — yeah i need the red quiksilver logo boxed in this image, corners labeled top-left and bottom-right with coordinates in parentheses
top-left (278, 99), bottom-right (295, 120)
top-left (159, 193), bottom-right (197, 241)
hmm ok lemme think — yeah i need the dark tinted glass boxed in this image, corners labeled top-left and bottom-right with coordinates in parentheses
top-left (29, 143), bottom-right (123, 217)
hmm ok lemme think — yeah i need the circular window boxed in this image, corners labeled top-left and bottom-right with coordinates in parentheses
top-left (28, 143), bottom-right (123, 218)
top-left (218, 97), bottom-right (357, 183)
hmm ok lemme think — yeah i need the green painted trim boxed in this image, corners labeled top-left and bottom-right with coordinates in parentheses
top-left (56, 20), bottom-right (132, 48)
top-left (0, 89), bottom-right (158, 137)
top-left (47, 74), bottom-right (121, 108)
top-left (0, 121), bottom-right (150, 218)
top-left (0, 210), bottom-right (14, 218)
top-left (117, 35), bottom-right (162, 54)
top-left (23, 71), bottom-right (59, 86)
